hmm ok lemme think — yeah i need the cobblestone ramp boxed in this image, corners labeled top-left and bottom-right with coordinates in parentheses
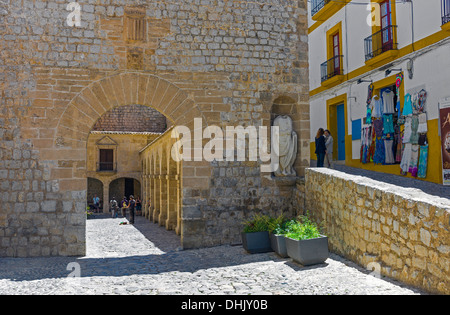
top-left (0, 215), bottom-right (424, 295)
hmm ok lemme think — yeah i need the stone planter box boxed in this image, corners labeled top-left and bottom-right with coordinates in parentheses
top-left (269, 233), bottom-right (288, 258)
top-left (285, 235), bottom-right (329, 266)
top-left (241, 231), bottom-right (273, 254)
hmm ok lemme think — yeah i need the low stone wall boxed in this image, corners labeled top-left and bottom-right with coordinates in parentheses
top-left (304, 168), bottom-right (450, 294)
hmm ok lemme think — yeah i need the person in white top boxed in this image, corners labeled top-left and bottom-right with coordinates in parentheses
top-left (324, 129), bottom-right (334, 168)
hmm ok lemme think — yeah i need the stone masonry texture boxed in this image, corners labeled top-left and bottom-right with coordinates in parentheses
top-left (0, 0), bottom-right (310, 257)
top-left (304, 168), bottom-right (450, 295)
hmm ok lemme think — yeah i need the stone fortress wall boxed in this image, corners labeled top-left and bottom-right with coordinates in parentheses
top-left (0, 0), bottom-right (310, 257)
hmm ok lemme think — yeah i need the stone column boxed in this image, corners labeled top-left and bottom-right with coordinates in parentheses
top-left (102, 181), bottom-right (110, 214)
top-left (166, 174), bottom-right (178, 231)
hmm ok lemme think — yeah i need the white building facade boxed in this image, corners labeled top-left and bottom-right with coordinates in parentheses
top-left (308, 0), bottom-right (450, 184)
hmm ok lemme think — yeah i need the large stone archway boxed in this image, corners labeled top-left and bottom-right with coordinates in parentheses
top-left (47, 71), bottom-right (210, 254)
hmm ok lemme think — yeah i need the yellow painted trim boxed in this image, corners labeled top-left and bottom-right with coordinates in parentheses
top-left (365, 49), bottom-right (399, 68)
top-left (310, 29), bottom-right (450, 98)
top-left (326, 21), bottom-right (343, 61)
top-left (312, 0), bottom-right (351, 22)
top-left (326, 94), bottom-right (348, 161)
top-left (441, 22), bottom-right (450, 32)
top-left (321, 75), bottom-right (345, 88)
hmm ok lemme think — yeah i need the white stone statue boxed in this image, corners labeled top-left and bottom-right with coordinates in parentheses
top-left (273, 115), bottom-right (297, 177)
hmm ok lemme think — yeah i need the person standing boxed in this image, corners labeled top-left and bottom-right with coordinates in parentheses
top-left (315, 128), bottom-right (326, 168)
top-left (128, 195), bottom-right (136, 224)
top-left (120, 196), bottom-right (128, 219)
top-left (110, 197), bottom-right (119, 218)
top-left (93, 194), bottom-right (100, 213)
top-left (324, 129), bottom-right (334, 168)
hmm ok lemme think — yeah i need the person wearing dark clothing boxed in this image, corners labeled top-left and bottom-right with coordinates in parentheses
top-left (128, 195), bottom-right (136, 224)
top-left (315, 128), bottom-right (326, 168)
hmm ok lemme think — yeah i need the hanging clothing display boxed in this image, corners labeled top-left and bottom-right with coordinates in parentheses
top-left (418, 145), bottom-right (428, 179)
top-left (382, 90), bottom-right (395, 114)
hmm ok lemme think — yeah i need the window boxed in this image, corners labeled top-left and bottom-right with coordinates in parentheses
top-left (380, 0), bottom-right (394, 52)
top-left (126, 16), bottom-right (146, 41)
top-left (99, 149), bottom-right (114, 171)
top-left (124, 6), bottom-right (147, 42)
top-left (321, 23), bottom-right (344, 83)
top-left (364, 0), bottom-right (397, 62)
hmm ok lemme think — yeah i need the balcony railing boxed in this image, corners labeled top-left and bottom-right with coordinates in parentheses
top-left (320, 55), bottom-right (344, 82)
top-left (97, 162), bottom-right (117, 172)
top-left (311, 0), bottom-right (331, 16)
top-left (443, 0), bottom-right (450, 25)
top-left (364, 25), bottom-right (398, 62)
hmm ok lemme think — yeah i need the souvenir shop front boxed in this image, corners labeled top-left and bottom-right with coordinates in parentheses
top-left (352, 73), bottom-right (438, 183)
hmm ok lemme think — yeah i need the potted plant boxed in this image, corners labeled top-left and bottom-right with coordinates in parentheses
top-left (284, 215), bottom-right (328, 266)
top-left (241, 214), bottom-right (273, 254)
top-left (268, 216), bottom-right (293, 258)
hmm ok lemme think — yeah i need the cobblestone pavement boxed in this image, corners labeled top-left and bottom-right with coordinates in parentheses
top-left (0, 215), bottom-right (424, 295)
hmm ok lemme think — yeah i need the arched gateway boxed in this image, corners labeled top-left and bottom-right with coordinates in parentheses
top-left (51, 72), bottom-right (209, 254)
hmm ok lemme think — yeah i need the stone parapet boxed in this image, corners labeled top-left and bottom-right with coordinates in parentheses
top-left (303, 168), bottom-right (450, 294)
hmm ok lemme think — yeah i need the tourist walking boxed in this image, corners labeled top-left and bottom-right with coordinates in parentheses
top-left (315, 128), bottom-right (326, 168)
top-left (324, 129), bottom-right (334, 168)
top-left (110, 197), bottom-right (119, 218)
top-left (128, 195), bottom-right (136, 224)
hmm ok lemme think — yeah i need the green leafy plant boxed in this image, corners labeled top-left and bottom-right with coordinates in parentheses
top-left (242, 214), bottom-right (271, 233)
top-left (284, 215), bottom-right (322, 241)
top-left (267, 215), bottom-right (286, 234)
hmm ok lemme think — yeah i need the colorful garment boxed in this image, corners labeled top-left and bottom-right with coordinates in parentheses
top-left (373, 119), bottom-right (384, 137)
top-left (384, 140), bottom-right (395, 164)
top-left (418, 145), bottom-right (428, 179)
top-left (373, 138), bottom-right (385, 164)
top-left (410, 115), bottom-right (419, 145)
top-left (403, 116), bottom-right (412, 143)
top-left (382, 90), bottom-right (395, 114)
top-left (400, 143), bottom-right (412, 175)
top-left (417, 112), bottom-right (427, 133)
top-left (383, 114), bottom-right (395, 135)
top-left (408, 144), bottom-right (419, 177)
top-left (402, 94), bottom-right (413, 116)
top-left (371, 95), bottom-right (383, 118)
top-left (395, 129), bottom-right (403, 163)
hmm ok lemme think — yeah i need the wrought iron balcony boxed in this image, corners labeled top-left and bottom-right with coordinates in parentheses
top-left (443, 0), bottom-right (450, 25)
top-left (321, 55), bottom-right (344, 83)
top-left (311, 0), bottom-right (331, 16)
top-left (364, 25), bottom-right (398, 62)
